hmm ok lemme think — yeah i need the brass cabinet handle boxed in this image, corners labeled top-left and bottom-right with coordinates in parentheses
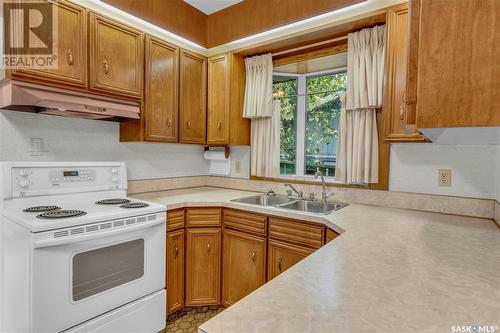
top-left (207, 242), bottom-right (211, 253)
top-left (166, 117), bottom-right (171, 128)
top-left (399, 91), bottom-right (406, 126)
top-left (174, 245), bottom-right (178, 258)
top-left (186, 121), bottom-right (191, 129)
top-left (218, 121), bottom-right (223, 131)
top-left (67, 49), bottom-right (73, 66)
top-left (103, 59), bottom-right (110, 77)
top-left (251, 251), bottom-right (256, 263)
top-left (278, 257), bottom-right (283, 272)
top-left (399, 105), bottom-right (406, 125)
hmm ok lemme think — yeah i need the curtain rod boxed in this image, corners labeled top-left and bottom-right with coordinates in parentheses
top-left (271, 35), bottom-right (348, 57)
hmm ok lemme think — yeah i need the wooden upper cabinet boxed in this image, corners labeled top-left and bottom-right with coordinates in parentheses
top-left (144, 36), bottom-right (179, 142)
top-left (89, 13), bottom-right (144, 98)
top-left (166, 229), bottom-right (184, 314)
top-left (185, 228), bottom-right (221, 306)
top-left (207, 53), bottom-right (250, 146)
top-left (384, 4), bottom-right (427, 143)
top-left (179, 50), bottom-right (207, 144)
top-left (207, 55), bottom-right (230, 145)
top-left (12, 0), bottom-right (87, 87)
top-left (267, 239), bottom-right (315, 281)
top-left (222, 229), bottom-right (266, 306)
top-left (406, 0), bottom-right (500, 128)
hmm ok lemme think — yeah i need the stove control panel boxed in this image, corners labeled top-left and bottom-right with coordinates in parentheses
top-left (6, 163), bottom-right (127, 197)
top-left (49, 169), bottom-right (97, 183)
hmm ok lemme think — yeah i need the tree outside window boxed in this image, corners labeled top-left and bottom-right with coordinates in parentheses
top-left (273, 71), bottom-right (346, 178)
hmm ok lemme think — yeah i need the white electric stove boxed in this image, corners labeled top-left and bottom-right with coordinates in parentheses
top-left (0, 162), bottom-right (167, 333)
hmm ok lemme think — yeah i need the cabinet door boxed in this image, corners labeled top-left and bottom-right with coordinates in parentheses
top-left (89, 13), bottom-right (143, 98)
top-left (207, 55), bottom-right (230, 145)
top-left (267, 239), bottom-right (315, 281)
top-left (222, 229), bottom-right (266, 306)
top-left (166, 229), bottom-right (184, 314)
top-left (179, 50), bottom-right (207, 144)
top-left (185, 228), bottom-right (221, 306)
top-left (384, 5), bottom-right (427, 143)
top-left (12, 0), bottom-right (87, 87)
top-left (144, 36), bottom-right (179, 142)
top-left (412, 0), bottom-right (500, 128)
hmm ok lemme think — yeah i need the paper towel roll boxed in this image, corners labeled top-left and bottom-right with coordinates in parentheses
top-left (203, 149), bottom-right (228, 160)
top-left (204, 148), bottom-right (231, 175)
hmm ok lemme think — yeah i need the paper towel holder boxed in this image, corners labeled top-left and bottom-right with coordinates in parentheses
top-left (204, 146), bottom-right (230, 159)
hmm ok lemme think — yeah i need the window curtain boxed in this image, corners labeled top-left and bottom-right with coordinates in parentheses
top-left (243, 53), bottom-right (274, 119)
top-left (243, 53), bottom-right (280, 177)
top-left (250, 100), bottom-right (281, 178)
top-left (335, 25), bottom-right (385, 184)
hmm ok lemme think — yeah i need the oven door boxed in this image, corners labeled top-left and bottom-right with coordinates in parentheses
top-left (31, 214), bottom-right (166, 333)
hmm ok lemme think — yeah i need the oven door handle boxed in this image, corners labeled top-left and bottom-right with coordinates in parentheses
top-left (33, 218), bottom-right (165, 249)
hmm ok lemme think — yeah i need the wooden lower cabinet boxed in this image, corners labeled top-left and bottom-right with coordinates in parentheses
top-left (166, 229), bottom-right (184, 314)
top-left (166, 207), bottom-right (337, 312)
top-left (185, 228), bottom-right (221, 306)
top-left (326, 228), bottom-right (339, 243)
top-left (267, 239), bottom-right (315, 280)
top-left (222, 229), bottom-right (266, 306)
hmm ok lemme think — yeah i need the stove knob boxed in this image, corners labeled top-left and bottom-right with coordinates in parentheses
top-left (18, 180), bottom-right (30, 188)
top-left (19, 169), bottom-right (29, 177)
top-left (111, 176), bottom-right (118, 183)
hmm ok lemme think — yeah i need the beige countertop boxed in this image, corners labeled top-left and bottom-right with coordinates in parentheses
top-left (133, 187), bottom-right (500, 333)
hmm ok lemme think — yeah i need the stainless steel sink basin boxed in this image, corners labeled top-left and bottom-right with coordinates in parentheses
top-left (231, 194), bottom-right (295, 206)
top-left (231, 193), bottom-right (348, 215)
top-left (278, 200), bottom-right (348, 215)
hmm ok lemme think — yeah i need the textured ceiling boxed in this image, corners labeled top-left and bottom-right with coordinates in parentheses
top-left (183, 0), bottom-right (243, 15)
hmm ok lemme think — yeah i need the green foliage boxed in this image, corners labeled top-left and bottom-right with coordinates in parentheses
top-left (273, 72), bottom-right (346, 176)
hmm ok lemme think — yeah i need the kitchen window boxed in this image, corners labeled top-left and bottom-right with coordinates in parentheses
top-left (273, 69), bottom-right (347, 180)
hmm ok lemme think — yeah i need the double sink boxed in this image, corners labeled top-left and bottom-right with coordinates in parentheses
top-left (231, 193), bottom-right (348, 215)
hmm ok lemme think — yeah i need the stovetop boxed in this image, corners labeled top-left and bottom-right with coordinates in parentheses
top-left (4, 196), bottom-right (165, 233)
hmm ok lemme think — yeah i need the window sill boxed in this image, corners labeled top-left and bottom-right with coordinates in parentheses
top-left (250, 175), bottom-right (371, 189)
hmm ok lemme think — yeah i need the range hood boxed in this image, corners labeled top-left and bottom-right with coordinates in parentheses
top-left (0, 80), bottom-right (140, 120)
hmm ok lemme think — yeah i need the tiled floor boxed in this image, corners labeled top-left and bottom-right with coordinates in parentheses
top-left (166, 306), bottom-right (225, 333)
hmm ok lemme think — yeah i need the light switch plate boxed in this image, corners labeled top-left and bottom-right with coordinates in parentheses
top-left (438, 169), bottom-right (451, 187)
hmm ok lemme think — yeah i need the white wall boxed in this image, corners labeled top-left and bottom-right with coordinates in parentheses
top-left (0, 110), bottom-right (210, 180)
top-left (390, 144), bottom-right (499, 199)
top-left (496, 148), bottom-right (500, 202)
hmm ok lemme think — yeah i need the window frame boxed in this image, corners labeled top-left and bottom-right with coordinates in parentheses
top-left (274, 67), bottom-right (347, 183)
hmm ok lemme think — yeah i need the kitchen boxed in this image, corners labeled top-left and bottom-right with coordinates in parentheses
top-left (0, 0), bottom-right (499, 332)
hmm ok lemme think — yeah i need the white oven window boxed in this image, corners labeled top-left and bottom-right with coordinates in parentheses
top-left (72, 239), bottom-right (145, 301)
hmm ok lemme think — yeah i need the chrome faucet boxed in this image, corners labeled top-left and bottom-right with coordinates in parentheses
top-left (315, 170), bottom-right (333, 202)
top-left (284, 183), bottom-right (303, 198)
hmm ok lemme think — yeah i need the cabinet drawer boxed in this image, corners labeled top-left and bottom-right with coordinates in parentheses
top-left (326, 228), bottom-right (339, 243)
top-left (186, 208), bottom-right (221, 227)
top-left (223, 209), bottom-right (267, 237)
top-left (167, 209), bottom-right (185, 231)
top-left (269, 217), bottom-right (324, 249)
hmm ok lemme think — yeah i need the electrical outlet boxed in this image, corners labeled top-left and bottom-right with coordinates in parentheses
top-left (234, 160), bottom-right (242, 174)
top-left (438, 169), bottom-right (451, 187)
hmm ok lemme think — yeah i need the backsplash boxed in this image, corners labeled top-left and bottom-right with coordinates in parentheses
top-left (390, 144), bottom-right (499, 200)
top-left (0, 110), bottom-right (209, 180)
